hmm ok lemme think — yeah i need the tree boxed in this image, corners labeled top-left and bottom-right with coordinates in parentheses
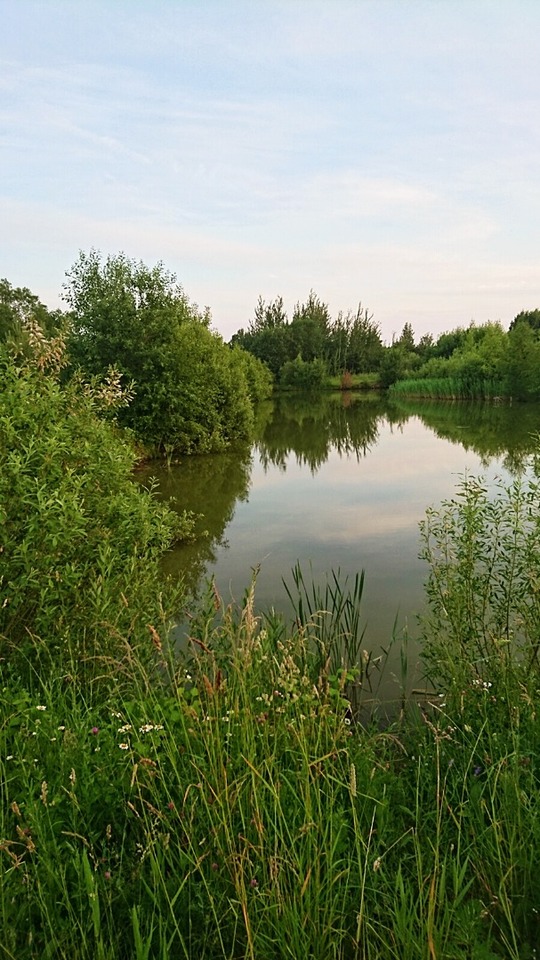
top-left (347, 304), bottom-right (383, 373)
top-left (432, 327), bottom-right (468, 359)
top-left (64, 251), bottom-right (267, 453)
top-left (506, 321), bottom-right (540, 400)
top-left (0, 278), bottom-right (64, 348)
top-left (290, 292), bottom-right (331, 363)
top-left (379, 344), bottom-right (408, 388)
top-left (396, 322), bottom-right (415, 352)
top-left (231, 297), bottom-right (292, 377)
top-left (509, 308), bottom-right (540, 333)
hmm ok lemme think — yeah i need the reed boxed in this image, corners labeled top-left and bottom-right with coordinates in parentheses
top-left (390, 376), bottom-right (509, 400)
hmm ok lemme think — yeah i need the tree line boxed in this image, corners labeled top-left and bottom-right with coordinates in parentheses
top-left (231, 293), bottom-right (540, 399)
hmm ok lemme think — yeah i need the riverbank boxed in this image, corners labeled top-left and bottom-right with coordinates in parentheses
top-left (3, 506), bottom-right (540, 958)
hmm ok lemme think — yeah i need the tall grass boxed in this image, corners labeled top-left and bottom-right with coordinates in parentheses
top-left (390, 376), bottom-right (509, 400)
top-left (3, 524), bottom-right (540, 957)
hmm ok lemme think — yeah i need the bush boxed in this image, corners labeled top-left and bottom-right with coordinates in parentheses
top-left (279, 355), bottom-right (327, 391)
top-left (0, 343), bottom-right (189, 682)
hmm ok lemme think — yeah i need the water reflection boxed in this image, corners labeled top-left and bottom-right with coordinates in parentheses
top-left (257, 392), bottom-right (407, 473)
top-left (151, 393), bottom-right (540, 660)
top-left (153, 394), bottom-right (540, 599)
top-left (140, 445), bottom-right (253, 594)
top-left (145, 393), bottom-right (540, 705)
top-left (393, 398), bottom-right (540, 474)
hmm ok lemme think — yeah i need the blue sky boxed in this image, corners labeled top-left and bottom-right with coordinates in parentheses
top-left (2, 0), bottom-right (540, 342)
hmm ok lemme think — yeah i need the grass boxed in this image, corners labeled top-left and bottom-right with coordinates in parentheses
top-left (389, 376), bottom-right (509, 401)
top-left (3, 472), bottom-right (540, 957)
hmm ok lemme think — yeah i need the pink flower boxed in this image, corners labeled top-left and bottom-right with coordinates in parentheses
top-left (91, 727), bottom-right (99, 735)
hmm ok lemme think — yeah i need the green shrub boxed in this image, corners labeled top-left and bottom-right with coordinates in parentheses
top-left (0, 344), bottom-right (188, 682)
top-left (279, 355), bottom-right (327, 391)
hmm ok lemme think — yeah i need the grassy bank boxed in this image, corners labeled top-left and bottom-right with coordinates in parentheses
top-left (2, 330), bottom-right (540, 957)
top-left (3, 466), bottom-right (540, 959)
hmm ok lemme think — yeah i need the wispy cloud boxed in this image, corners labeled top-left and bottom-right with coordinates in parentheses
top-left (2, 0), bottom-right (540, 339)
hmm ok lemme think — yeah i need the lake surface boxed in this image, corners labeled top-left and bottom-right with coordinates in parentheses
top-left (146, 393), bottom-right (540, 702)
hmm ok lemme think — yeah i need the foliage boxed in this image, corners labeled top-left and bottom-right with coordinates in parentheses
top-left (343, 305), bottom-right (384, 375)
top-left (508, 307), bottom-right (540, 333)
top-left (0, 341), bottom-right (188, 682)
top-left (290, 290), bottom-right (332, 364)
top-left (231, 294), bottom-right (383, 382)
top-left (279, 354), bottom-right (327, 391)
top-left (419, 470), bottom-right (540, 692)
top-left (505, 319), bottom-right (540, 401)
top-left (231, 296), bottom-right (291, 377)
top-left (228, 342), bottom-right (273, 403)
top-left (378, 344), bottom-right (409, 388)
top-left (64, 250), bottom-right (267, 454)
top-left (0, 277), bottom-right (65, 351)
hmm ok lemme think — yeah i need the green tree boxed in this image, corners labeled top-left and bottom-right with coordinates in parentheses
top-left (378, 344), bottom-right (408, 388)
top-left (0, 278), bottom-right (64, 349)
top-left (347, 304), bottom-right (383, 373)
top-left (64, 251), bottom-right (264, 453)
top-left (509, 308), bottom-right (540, 333)
top-left (506, 320), bottom-right (540, 400)
top-left (396, 321), bottom-right (415, 352)
top-left (290, 291), bottom-right (331, 363)
top-left (326, 310), bottom-right (352, 375)
top-left (231, 297), bottom-right (292, 377)
top-left (432, 327), bottom-right (468, 359)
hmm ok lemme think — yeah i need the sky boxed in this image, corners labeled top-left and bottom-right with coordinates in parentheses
top-left (2, 0), bottom-right (540, 343)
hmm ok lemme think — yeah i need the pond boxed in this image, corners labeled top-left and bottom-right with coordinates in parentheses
top-left (146, 392), bottom-right (540, 703)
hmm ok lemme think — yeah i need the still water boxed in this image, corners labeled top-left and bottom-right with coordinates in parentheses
top-left (147, 393), bottom-right (540, 691)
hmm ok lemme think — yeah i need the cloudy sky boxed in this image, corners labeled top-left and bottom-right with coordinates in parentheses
top-left (2, 0), bottom-right (540, 342)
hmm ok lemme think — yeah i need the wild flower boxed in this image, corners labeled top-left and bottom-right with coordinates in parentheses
top-left (35, 705), bottom-right (47, 711)
top-left (119, 743), bottom-right (129, 750)
top-left (91, 727), bottom-right (99, 735)
top-left (118, 724), bottom-right (132, 733)
top-left (69, 768), bottom-right (76, 785)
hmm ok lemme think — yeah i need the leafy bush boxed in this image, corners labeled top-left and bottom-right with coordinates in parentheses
top-left (0, 343), bottom-right (188, 681)
top-left (279, 355), bottom-right (327, 391)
